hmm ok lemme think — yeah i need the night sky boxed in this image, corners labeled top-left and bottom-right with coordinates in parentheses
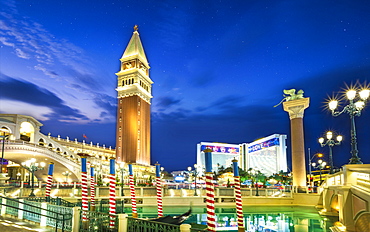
top-left (1, 0), bottom-right (370, 172)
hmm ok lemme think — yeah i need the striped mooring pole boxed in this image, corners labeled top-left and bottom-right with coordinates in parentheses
top-left (90, 165), bottom-right (96, 211)
top-left (232, 159), bottom-right (245, 232)
top-left (109, 158), bottom-right (116, 229)
top-left (45, 162), bottom-right (54, 198)
top-left (128, 163), bottom-right (138, 218)
top-left (80, 154), bottom-right (89, 228)
top-left (204, 148), bottom-right (216, 232)
top-left (155, 162), bottom-right (163, 217)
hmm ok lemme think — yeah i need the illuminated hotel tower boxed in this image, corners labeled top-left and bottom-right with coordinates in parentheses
top-left (115, 26), bottom-right (152, 166)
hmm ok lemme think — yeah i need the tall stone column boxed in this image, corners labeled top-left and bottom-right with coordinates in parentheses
top-left (283, 98), bottom-right (310, 188)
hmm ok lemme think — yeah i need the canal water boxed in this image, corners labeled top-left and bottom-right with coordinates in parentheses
top-left (131, 205), bottom-right (338, 232)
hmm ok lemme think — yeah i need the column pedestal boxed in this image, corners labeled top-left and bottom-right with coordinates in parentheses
top-left (283, 98), bottom-right (310, 190)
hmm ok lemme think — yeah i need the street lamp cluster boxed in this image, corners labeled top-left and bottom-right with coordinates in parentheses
top-left (21, 158), bottom-right (45, 197)
top-left (248, 168), bottom-right (261, 196)
top-left (187, 164), bottom-right (199, 196)
top-left (0, 127), bottom-right (11, 174)
top-left (117, 162), bottom-right (126, 196)
top-left (328, 86), bottom-right (369, 164)
top-left (312, 159), bottom-right (327, 185)
top-left (308, 151), bottom-right (323, 186)
top-left (62, 171), bottom-right (71, 182)
top-left (319, 131), bottom-right (342, 174)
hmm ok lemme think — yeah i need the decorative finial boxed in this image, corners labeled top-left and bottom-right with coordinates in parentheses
top-left (134, 25), bottom-right (138, 31)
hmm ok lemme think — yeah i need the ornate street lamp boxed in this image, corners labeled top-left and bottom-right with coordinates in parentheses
top-left (312, 159), bottom-right (327, 185)
top-left (248, 168), bottom-right (260, 196)
top-left (308, 150), bottom-right (323, 187)
top-left (62, 171), bottom-right (71, 182)
top-left (160, 167), bottom-right (164, 179)
top-left (319, 131), bottom-right (342, 174)
top-left (22, 158), bottom-right (45, 197)
top-left (0, 128), bottom-right (11, 174)
top-left (187, 164), bottom-right (199, 196)
top-left (118, 162), bottom-right (126, 196)
top-left (328, 86), bottom-right (369, 164)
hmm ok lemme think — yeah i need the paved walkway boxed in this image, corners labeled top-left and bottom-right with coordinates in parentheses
top-left (0, 215), bottom-right (54, 232)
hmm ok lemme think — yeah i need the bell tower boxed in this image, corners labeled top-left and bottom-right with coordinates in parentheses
top-left (115, 25), bottom-right (153, 166)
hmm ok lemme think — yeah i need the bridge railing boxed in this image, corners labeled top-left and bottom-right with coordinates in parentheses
top-left (5, 140), bottom-right (80, 169)
top-left (321, 164), bottom-right (370, 192)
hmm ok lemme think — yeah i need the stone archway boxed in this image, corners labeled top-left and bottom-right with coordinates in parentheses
top-left (355, 212), bottom-right (370, 232)
top-left (330, 194), bottom-right (339, 213)
top-left (20, 121), bottom-right (35, 143)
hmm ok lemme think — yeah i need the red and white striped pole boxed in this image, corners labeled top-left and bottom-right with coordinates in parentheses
top-left (90, 165), bottom-right (96, 211)
top-left (109, 158), bottom-right (116, 229)
top-left (79, 153), bottom-right (89, 228)
top-left (204, 148), bottom-right (216, 232)
top-left (232, 159), bottom-right (245, 232)
top-left (155, 162), bottom-right (163, 217)
top-left (45, 162), bottom-right (54, 199)
top-left (128, 163), bottom-right (138, 218)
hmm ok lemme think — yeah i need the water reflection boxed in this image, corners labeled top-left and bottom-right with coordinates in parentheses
top-left (132, 206), bottom-right (337, 232)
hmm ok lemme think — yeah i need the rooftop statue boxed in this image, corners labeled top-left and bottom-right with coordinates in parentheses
top-left (274, 89), bottom-right (304, 107)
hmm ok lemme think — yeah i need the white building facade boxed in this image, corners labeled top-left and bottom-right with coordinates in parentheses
top-left (240, 134), bottom-right (287, 176)
top-left (196, 134), bottom-right (287, 176)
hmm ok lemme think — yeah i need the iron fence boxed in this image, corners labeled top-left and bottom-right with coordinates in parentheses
top-left (0, 196), bottom-right (72, 232)
top-left (79, 210), bottom-right (117, 232)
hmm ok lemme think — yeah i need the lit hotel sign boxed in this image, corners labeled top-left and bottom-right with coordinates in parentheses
top-left (248, 138), bottom-right (280, 153)
top-left (201, 145), bottom-right (239, 154)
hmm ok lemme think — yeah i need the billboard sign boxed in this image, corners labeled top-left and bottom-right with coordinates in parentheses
top-left (248, 137), bottom-right (279, 153)
top-left (200, 145), bottom-right (239, 154)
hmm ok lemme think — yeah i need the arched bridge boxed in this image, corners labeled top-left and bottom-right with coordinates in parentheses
top-left (0, 114), bottom-right (114, 182)
top-left (319, 164), bottom-right (370, 232)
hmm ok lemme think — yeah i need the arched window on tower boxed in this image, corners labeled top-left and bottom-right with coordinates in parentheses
top-left (38, 138), bottom-right (45, 146)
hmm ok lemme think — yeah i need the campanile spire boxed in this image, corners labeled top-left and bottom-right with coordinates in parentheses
top-left (115, 26), bottom-right (153, 166)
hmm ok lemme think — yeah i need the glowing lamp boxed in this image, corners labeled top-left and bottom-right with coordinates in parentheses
top-left (337, 135), bottom-right (343, 142)
top-left (355, 101), bottom-right (365, 110)
top-left (326, 131), bottom-right (333, 140)
top-left (359, 89), bottom-right (370, 100)
top-left (346, 89), bottom-right (356, 100)
top-left (318, 137), bottom-right (324, 144)
top-left (328, 100), bottom-right (338, 110)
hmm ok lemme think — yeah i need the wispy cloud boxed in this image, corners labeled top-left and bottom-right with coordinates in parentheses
top-left (156, 96), bottom-right (182, 109)
top-left (0, 0), bottom-right (115, 123)
top-left (0, 74), bottom-right (88, 122)
top-left (0, 1), bottom-right (96, 85)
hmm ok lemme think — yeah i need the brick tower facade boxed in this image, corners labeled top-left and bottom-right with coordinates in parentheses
top-left (115, 26), bottom-right (152, 166)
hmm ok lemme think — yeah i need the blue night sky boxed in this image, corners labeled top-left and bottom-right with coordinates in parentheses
top-left (1, 0), bottom-right (370, 172)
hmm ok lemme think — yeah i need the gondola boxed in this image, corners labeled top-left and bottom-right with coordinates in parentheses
top-left (148, 208), bottom-right (192, 225)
